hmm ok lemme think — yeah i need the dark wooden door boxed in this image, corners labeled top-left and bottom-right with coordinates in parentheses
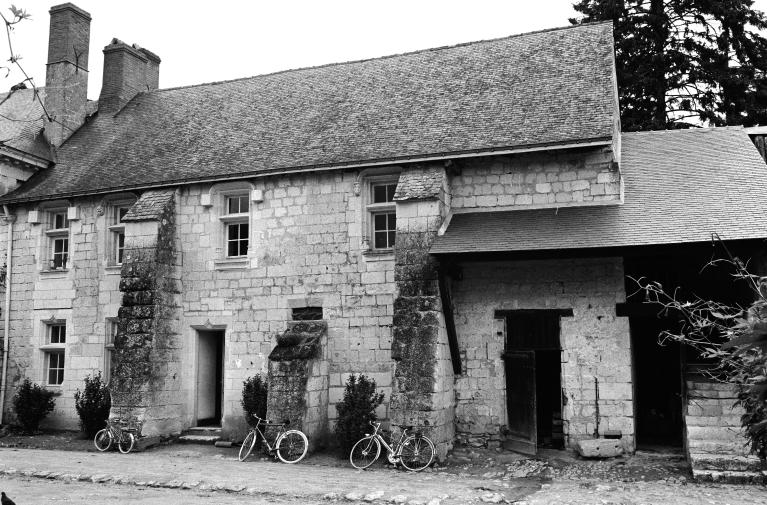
top-left (504, 350), bottom-right (537, 455)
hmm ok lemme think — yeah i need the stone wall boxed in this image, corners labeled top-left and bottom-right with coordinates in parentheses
top-left (450, 148), bottom-right (620, 210)
top-left (450, 257), bottom-right (633, 450)
top-left (178, 170), bottom-right (396, 439)
top-left (0, 199), bottom-right (125, 430)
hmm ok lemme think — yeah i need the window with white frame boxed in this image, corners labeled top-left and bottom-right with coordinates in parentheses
top-left (108, 204), bottom-right (131, 265)
top-left (42, 321), bottom-right (66, 385)
top-left (105, 318), bottom-right (118, 383)
top-left (46, 210), bottom-right (69, 270)
top-left (366, 179), bottom-right (397, 250)
top-left (221, 193), bottom-right (250, 258)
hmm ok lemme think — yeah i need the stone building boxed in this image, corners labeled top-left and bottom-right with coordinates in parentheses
top-left (0, 3), bottom-right (766, 473)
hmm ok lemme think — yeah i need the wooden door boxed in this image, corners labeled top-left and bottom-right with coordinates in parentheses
top-left (504, 350), bottom-right (537, 455)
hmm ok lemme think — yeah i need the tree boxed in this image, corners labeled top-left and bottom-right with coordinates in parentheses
top-left (572, 0), bottom-right (767, 131)
top-left (635, 254), bottom-right (767, 459)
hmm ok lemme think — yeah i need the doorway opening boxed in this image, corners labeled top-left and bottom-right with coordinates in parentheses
top-left (196, 330), bottom-right (224, 426)
top-left (630, 317), bottom-right (683, 449)
top-left (500, 309), bottom-right (569, 455)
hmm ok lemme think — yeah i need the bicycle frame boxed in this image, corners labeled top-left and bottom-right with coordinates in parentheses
top-left (368, 423), bottom-right (410, 464)
top-left (250, 416), bottom-right (288, 452)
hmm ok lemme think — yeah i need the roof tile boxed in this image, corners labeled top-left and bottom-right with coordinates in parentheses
top-left (2, 22), bottom-right (616, 203)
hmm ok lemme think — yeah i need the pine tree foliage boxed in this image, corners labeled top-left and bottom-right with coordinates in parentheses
top-left (572, 0), bottom-right (767, 130)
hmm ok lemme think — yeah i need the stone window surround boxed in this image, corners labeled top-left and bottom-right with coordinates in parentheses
top-left (356, 167), bottom-right (401, 255)
top-left (32, 199), bottom-right (74, 273)
top-left (98, 193), bottom-right (137, 272)
top-left (204, 181), bottom-right (260, 269)
top-left (39, 316), bottom-right (67, 387)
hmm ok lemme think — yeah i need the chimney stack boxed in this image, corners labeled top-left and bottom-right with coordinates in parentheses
top-left (99, 39), bottom-right (161, 114)
top-left (44, 3), bottom-right (91, 147)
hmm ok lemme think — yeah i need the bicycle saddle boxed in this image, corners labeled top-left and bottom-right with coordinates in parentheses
top-left (393, 424), bottom-right (414, 431)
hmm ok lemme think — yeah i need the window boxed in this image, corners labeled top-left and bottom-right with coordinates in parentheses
top-left (108, 205), bottom-right (130, 265)
top-left (367, 180), bottom-right (397, 250)
top-left (46, 210), bottom-right (69, 270)
top-left (105, 319), bottom-right (118, 383)
top-left (43, 322), bottom-right (66, 385)
top-left (221, 194), bottom-right (250, 258)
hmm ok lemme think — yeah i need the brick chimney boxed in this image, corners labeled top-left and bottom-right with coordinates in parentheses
top-left (99, 39), bottom-right (161, 114)
top-left (43, 3), bottom-right (91, 147)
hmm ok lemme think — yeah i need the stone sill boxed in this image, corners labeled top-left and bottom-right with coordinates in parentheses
top-left (213, 258), bottom-right (249, 270)
top-left (39, 269), bottom-right (69, 278)
top-left (105, 265), bottom-right (122, 274)
top-left (362, 249), bottom-right (394, 262)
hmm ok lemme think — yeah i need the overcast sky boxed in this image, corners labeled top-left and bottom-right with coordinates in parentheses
top-left (5, 0), bottom-right (767, 99)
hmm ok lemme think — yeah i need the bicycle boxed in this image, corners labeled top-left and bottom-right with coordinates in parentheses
top-left (94, 417), bottom-right (139, 454)
top-left (238, 414), bottom-right (308, 464)
top-left (349, 421), bottom-right (435, 471)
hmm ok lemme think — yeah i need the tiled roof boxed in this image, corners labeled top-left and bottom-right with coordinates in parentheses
top-left (123, 190), bottom-right (175, 221)
top-left (0, 87), bottom-right (52, 162)
top-left (394, 165), bottom-right (445, 201)
top-left (431, 127), bottom-right (767, 254)
top-left (1, 22), bottom-right (617, 203)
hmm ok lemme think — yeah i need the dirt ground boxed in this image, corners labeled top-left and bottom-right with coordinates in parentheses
top-left (0, 428), bottom-right (692, 483)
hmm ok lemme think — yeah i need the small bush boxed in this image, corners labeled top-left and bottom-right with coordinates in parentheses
top-left (12, 378), bottom-right (56, 433)
top-left (241, 374), bottom-right (268, 425)
top-left (335, 374), bottom-right (385, 454)
top-left (74, 372), bottom-right (111, 437)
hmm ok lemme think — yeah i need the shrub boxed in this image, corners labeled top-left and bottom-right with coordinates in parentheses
top-left (335, 374), bottom-right (385, 454)
top-left (241, 374), bottom-right (268, 425)
top-left (12, 378), bottom-right (56, 433)
top-left (74, 372), bottom-right (111, 437)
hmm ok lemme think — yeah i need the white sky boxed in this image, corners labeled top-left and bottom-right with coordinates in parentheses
top-left (5, 0), bottom-right (767, 99)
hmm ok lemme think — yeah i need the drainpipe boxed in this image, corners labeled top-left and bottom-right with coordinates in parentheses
top-left (0, 204), bottom-right (13, 425)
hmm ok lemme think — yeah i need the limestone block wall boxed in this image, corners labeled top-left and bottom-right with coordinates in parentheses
top-left (0, 199), bottom-right (125, 430)
top-left (450, 257), bottom-right (633, 449)
top-left (449, 148), bottom-right (620, 210)
top-left (176, 170), bottom-right (396, 438)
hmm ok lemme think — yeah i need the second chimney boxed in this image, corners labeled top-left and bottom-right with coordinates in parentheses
top-left (99, 39), bottom-right (161, 114)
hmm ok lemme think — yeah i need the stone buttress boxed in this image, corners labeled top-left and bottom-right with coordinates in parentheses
top-left (267, 320), bottom-right (329, 450)
top-left (390, 164), bottom-right (455, 460)
top-left (112, 190), bottom-right (182, 438)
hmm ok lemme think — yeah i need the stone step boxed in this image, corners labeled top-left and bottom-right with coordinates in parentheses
top-left (178, 426), bottom-right (222, 444)
top-left (686, 425), bottom-right (748, 442)
top-left (692, 469), bottom-right (767, 484)
top-left (690, 453), bottom-right (764, 472)
top-left (685, 415), bottom-right (741, 427)
top-left (686, 439), bottom-right (752, 455)
top-left (178, 434), bottom-right (221, 444)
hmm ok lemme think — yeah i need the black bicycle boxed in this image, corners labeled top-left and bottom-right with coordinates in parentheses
top-left (238, 414), bottom-right (308, 464)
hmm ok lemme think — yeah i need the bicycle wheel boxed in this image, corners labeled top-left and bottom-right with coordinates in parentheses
top-left (350, 436), bottom-right (381, 470)
top-left (399, 435), bottom-right (434, 471)
top-left (94, 428), bottom-right (113, 452)
top-left (276, 430), bottom-right (308, 464)
top-left (239, 430), bottom-right (258, 462)
top-left (118, 431), bottom-right (136, 454)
